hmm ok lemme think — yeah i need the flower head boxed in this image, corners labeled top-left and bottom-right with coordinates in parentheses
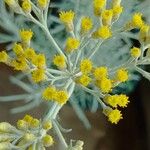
top-left (24, 48), bottom-right (36, 60)
top-left (19, 29), bottom-right (33, 43)
top-left (59, 10), bottom-right (75, 30)
top-left (0, 51), bottom-right (9, 63)
top-left (80, 59), bottom-right (93, 74)
top-left (104, 95), bottom-right (119, 108)
top-left (102, 9), bottom-right (113, 26)
top-left (32, 54), bottom-right (46, 68)
top-left (95, 26), bottom-right (112, 39)
top-left (21, 0), bottom-right (32, 13)
top-left (115, 68), bottom-right (128, 82)
top-left (12, 57), bottom-right (28, 71)
top-left (78, 75), bottom-right (91, 87)
top-left (117, 94), bottom-right (129, 108)
top-left (53, 55), bottom-right (66, 69)
top-left (113, 5), bottom-right (123, 16)
top-left (31, 69), bottom-right (46, 82)
top-left (93, 0), bottom-right (106, 16)
top-left (93, 66), bottom-right (108, 80)
top-left (132, 13), bottom-right (143, 28)
top-left (106, 109), bottom-right (123, 124)
top-left (42, 86), bottom-right (57, 100)
top-left (130, 47), bottom-right (141, 58)
top-left (59, 10), bottom-right (75, 24)
top-left (65, 37), bottom-right (80, 53)
top-left (55, 90), bottom-right (69, 105)
top-left (42, 135), bottom-right (54, 147)
top-left (37, 0), bottom-right (48, 9)
top-left (81, 17), bottom-right (93, 33)
top-left (13, 43), bottom-right (24, 56)
top-left (96, 77), bottom-right (112, 93)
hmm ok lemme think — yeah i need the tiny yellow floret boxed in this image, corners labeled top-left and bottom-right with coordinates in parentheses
top-left (12, 57), bottom-right (28, 71)
top-left (22, 0), bottom-right (32, 13)
top-left (19, 29), bottom-right (33, 43)
top-left (0, 51), bottom-right (9, 63)
top-left (13, 43), bottom-right (24, 56)
top-left (23, 114), bottom-right (33, 123)
top-left (132, 13), bottom-right (143, 28)
top-left (107, 109), bottom-right (123, 124)
top-left (30, 118), bottom-right (39, 128)
top-left (31, 69), bottom-right (46, 83)
top-left (42, 135), bottom-right (54, 147)
top-left (43, 121), bottom-right (52, 131)
top-left (102, 9), bottom-right (113, 26)
top-left (78, 75), bottom-right (91, 87)
top-left (17, 120), bottom-right (28, 130)
top-left (96, 77), bottom-right (112, 93)
top-left (130, 47), bottom-right (141, 58)
top-left (59, 10), bottom-right (75, 24)
top-left (117, 94), bottom-right (129, 108)
top-left (55, 90), bottom-right (69, 105)
top-left (104, 95), bottom-right (119, 108)
top-left (65, 37), bottom-right (80, 53)
top-left (116, 68), bottom-right (128, 82)
top-left (42, 86), bottom-right (57, 100)
top-left (37, 0), bottom-right (48, 9)
top-left (53, 55), bottom-right (66, 69)
top-left (93, 67), bottom-right (108, 79)
top-left (93, 0), bottom-right (106, 16)
top-left (81, 17), bottom-right (93, 33)
top-left (32, 54), bottom-right (46, 68)
top-left (97, 26), bottom-right (112, 39)
top-left (24, 48), bottom-right (36, 60)
top-left (80, 59), bottom-right (93, 74)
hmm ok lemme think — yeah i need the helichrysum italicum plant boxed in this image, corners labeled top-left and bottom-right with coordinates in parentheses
top-left (0, 0), bottom-right (150, 149)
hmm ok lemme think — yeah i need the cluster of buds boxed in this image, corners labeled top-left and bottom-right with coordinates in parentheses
top-left (5, 0), bottom-right (49, 14)
top-left (0, 115), bottom-right (53, 149)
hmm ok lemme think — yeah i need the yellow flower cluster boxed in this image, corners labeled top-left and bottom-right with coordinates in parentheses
top-left (104, 94), bottom-right (129, 108)
top-left (17, 114), bottom-right (40, 129)
top-left (0, 29), bottom-right (47, 83)
top-left (65, 37), bottom-right (80, 53)
top-left (16, 115), bottom-right (54, 149)
top-left (42, 86), bottom-right (69, 105)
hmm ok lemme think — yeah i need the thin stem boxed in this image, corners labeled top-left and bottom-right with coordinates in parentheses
top-left (87, 40), bottom-right (104, 59)
top-left (52, 120), bottom-right (68, 149)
